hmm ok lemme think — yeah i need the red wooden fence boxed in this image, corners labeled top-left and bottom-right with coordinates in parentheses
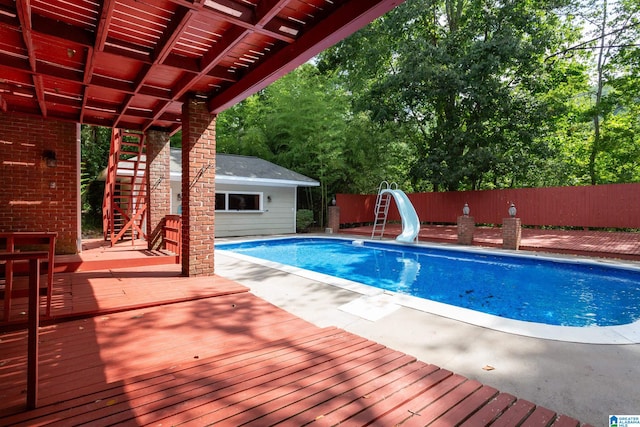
top-left (336, 183), bottom-right (640, 229)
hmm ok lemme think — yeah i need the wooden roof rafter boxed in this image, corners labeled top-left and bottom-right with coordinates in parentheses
top-left (0, 0), bottom-right (404, 131)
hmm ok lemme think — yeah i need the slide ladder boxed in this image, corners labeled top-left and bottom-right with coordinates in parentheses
top-left (371, 181), bottom-right (420, 243)
top-left (371, 181), bottom-right (397, 239)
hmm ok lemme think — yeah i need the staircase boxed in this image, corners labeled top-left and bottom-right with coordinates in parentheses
top-left (371, 181), bottom-right (397, 239)
top-left (103, 129), bottom-right (148, 246)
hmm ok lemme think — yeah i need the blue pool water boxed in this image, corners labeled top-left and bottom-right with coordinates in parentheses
top-left (217, 237), bottom-right (640, 327)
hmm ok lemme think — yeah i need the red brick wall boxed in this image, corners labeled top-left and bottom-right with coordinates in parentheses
top-left (0, 112), bottom-right (79, 253)
top-left (181, 98), bottom-right (216, 276)
top-left (146, 130), bottom-right (171, 250)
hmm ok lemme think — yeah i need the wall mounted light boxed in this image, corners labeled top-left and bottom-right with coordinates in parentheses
top-left (42, 150), bottom-right (57, 167)
top-left (177, 193), bottom-right (182, 201)
top-left (267, 195), bottom-right (272, 202)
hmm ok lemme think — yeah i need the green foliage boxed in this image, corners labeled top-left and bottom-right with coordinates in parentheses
top-left (296, 209), bottom-right (314, 232)
top-left (216, 64), bottom-right (398, 225)
top-left (80, 125), bottom-right (111, 228)
top-left (318, 0), bottom-right (639, 190)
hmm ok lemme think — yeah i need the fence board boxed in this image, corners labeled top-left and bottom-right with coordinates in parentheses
top-left (336, 183), bottom-right (640, 229)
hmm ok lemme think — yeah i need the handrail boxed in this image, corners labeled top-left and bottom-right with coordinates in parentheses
top-left (0, 251), bottom-right (48, 409)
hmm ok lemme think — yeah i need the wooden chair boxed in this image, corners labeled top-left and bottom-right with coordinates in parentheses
top-left (0, 232), bottom-right (57, 321)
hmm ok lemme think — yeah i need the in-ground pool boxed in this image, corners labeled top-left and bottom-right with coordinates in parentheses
top-left (217, 237), bottom-right (640, 328)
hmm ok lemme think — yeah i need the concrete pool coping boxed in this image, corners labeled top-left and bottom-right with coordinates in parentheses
top-left (216, 235), bottom-right (640, 345)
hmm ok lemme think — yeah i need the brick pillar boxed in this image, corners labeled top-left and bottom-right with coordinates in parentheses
top-left (502, 217), bottom-right (522, 250)
top-left (327, 206), bottom-right (340, 233)
top-left (146, 130), bottom-right (171, 250)
top-left (457, 216), bottom-right (475, 245)
top-left (181, 97), bottom-right (216, 276)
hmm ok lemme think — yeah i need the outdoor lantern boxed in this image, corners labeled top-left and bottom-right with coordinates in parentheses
top-left (42, 150), bottom-right (57, 167)
top-left (509, 203), bottom-right (517, 217)
top-left (462, 203), bottom-right (470, 216)
top-left (331, 197), bottom-right (336, 206)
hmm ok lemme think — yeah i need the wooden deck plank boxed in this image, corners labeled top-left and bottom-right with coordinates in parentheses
top-left (139, 338), bottom-right (385, 426)
top-left (305, 362), bottom-right (439, 427)
top-left (201, 347), bottom-right (402, 426)
top-left (390, 378), bottom-right (484, 426)
top-left (429, 385), bottom-right (500, 426)
top-left (551, 414), bottom-right (584, 427)
top-left (459, 392), bottom-right (518, 426)
top-left (1, 326), bottom-right (348, 425)
top-left (490, 399), bottom-right (537, 427)
top-left (521, 406), bottom-right (560, 426)
top-left (238, 352), bottom-right (415, 427)
top-left (25, 330), bottom-right (367, 426)
top-left (342, 369), bottom-right (462, 426)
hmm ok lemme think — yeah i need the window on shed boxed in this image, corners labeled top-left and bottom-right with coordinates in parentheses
top-left (215, 192), bottom-right (262, 211)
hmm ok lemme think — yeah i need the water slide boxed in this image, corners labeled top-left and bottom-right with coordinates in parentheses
top-left (380, 189), bottom-right (420, 243)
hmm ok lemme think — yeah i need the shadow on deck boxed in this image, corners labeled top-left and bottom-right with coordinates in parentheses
top-left (0, 239), bottom-right (595, 426)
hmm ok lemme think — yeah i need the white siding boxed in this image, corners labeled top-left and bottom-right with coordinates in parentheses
top-left (170, 181), bottom-right (181, 214)
top-left (169, 181), bottom-right (298, 237)
top-left (214, 184), bottom-right (296, 237)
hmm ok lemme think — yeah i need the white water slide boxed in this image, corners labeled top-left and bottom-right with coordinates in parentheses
top-left (371, 182), bottom-right (420, 243)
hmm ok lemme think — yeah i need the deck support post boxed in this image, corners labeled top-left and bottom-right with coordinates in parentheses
top-left (181, 96), bottom-right (216, 276)
top-left (146, 130), bottom-right (171, 251)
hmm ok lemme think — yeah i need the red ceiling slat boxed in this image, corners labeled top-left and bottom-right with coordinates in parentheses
top-left (31, 0), bottom-right (98, 30)
top-left (0, 0), bottom-right (404, 130)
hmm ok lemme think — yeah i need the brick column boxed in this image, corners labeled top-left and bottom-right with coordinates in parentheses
top-left (146, 130), bottom-right (171, 250)
top-left (457, 216), bottom-right (475, 245)
top-left (181, 97), bottom-right (216, 276)
top-left (327, 206), bottom-right (340, 233)
top-left (502, 217), bottom-right (522, 250)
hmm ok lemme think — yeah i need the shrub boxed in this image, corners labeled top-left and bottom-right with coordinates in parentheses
top-left (296, 209), bottom-right (314, 232)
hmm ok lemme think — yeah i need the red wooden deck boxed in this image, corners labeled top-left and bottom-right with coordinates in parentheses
top-left (0, 243), bottom-right (595, 426)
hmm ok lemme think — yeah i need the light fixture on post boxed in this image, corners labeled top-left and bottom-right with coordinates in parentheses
top-left (508, 203), bottom-right (517, 218)
top-left (462, 203), bottom-right (470, 216)
top-left (42, 150), bottom-right (57, 167)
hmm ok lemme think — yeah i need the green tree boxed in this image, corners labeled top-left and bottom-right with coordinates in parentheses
top-left (320, 0), bottom-right (581, 191)
top-left (551, 0), bottom-right (640, 184)
top-left (216, 64), bottom-right (394, 224)
top-left (80, 125), bottom-right (111, 231)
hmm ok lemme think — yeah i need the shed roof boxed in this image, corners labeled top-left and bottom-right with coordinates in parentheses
top-left (171, 148), bottom-right (319, 187)
top-left (102, 148), bottom-right (319, 187)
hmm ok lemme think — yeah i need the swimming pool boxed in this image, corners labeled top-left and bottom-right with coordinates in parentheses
top-left (217, 237), bottom-right (640, 330)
